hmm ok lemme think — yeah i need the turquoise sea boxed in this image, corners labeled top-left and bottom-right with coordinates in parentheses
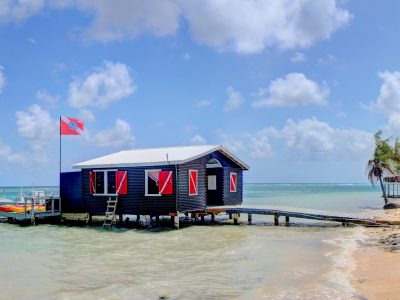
top-left (0, 184), bottom-right (382, 299)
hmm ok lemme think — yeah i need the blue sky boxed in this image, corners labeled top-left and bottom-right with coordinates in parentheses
top-left (0, 0), bottom-right (400, 185)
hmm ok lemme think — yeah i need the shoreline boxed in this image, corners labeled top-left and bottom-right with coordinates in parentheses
top-left (351, 210), bottom-right (400, 299)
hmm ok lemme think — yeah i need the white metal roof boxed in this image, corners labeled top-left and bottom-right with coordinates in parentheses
top-left (73, 145), bottom-right (249, 170)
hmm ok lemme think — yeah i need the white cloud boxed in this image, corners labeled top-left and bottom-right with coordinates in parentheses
top-left (79, 109), bottom-right (95, 122)
top-left (249, 135), bottom-right (273, 158)
top-left (85, 119), bottom-right (135, 148)
top-left (281, 118), bottom-right (373, 158)
top-left (252, 73), bottom-right (329, 108)
top-left (191, 134), bottom-right (206, 145)
top-left (0, 0), bottom-right (45, 25)
top-left (16, 104), bottom-right (57, 160)
top-left (180, 0), bottom-right (351, 54)
top-left (365, 71), bottom-right (400, 134)
top-left (68, 61), bottom-right (136, 108)
top-left (36, 89), bottom-right (59, 106)
top-left (318, 54), bottom-right (337, 65)
top-left (224, 86), bottom-right (244, 112)
top-left (375, 71), bottom-right (400, 115)
top-left (0, 140), bottom-right (24, 163)
top-left (291, 52), bottom-right (306, 63)
top-left (183, 52), bottom-right (191, 60)
top-left (196, 99), bottom-right (212, 108)
top-left (55, 0), bottom-right (181, 43)
top-left (219, 133), bottom-right (245, 152)
top-left (282, 118), bottom-right (335, 152)
top-left (0, 66), bottom-right (6, 93)
top-left (1, 1), bottom-right (351, 54)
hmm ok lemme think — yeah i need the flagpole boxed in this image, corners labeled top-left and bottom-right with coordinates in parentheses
top-left (59, 116), bottom-right (61, 196)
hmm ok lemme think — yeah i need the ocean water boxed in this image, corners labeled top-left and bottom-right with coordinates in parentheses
top-left (0, 184), bottom-right (382, 299)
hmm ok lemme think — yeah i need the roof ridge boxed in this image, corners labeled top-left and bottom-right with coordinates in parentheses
top-left (119, 144), bottom-right (219, 152)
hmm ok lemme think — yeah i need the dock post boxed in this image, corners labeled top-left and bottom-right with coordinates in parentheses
top-left (233, 213), bottom-right (239, 225)
top-left (31, 199), bottom-right (35, 226)
top-left (174, 215), bottom-right (180, 229)
top-left (211, 213), bottom-right (215, 223)
top-left (285, 216), bottom-right (290, 226)
top-left (136, 215), bottom-right (140, 223)
top-left (155, 215), bottom-right (160, 226)
top-left (201, 215), bottom-right (205, 222)
top-left (229, 213), bottom-right (232, 219)
top-left (119, 214), bottom-right (123, 223)
top-left (274, 214), bottom-right (279, 226)
top-left (248, 214), bottom-right (252, 225)
top-left (87, 213), bottom-right (92, 224)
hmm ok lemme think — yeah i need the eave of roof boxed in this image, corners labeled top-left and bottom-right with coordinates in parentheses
top-left (72, 145), bottom-right (250, 170)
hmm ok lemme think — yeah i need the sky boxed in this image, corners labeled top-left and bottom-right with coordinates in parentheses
top-left (1, 0), bottom-right (400, 185)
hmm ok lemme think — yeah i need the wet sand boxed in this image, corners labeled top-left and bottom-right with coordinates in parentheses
top-left (352, 210), bottom-right (400, 299)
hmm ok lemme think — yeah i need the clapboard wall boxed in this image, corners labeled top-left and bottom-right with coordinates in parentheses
top-left (81, 165), bottom-right (177, 216)
top-left (60, 171), bottom-right (85, 213)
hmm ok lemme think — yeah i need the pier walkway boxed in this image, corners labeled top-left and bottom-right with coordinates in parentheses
top-left (192, 205), bottom-right (388, 227)
top-left (0, 198), bottom-right (61, 224)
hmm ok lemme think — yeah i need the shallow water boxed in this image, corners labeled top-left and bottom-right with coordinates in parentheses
top-left (0, 184), bottom-right (382, 299)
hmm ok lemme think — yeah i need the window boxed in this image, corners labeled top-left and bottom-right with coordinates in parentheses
top-left (90, 170), bottom-right (128, 196)
top-left (145, 169), bottom-right (173, 196)
top-left (208, 175), bottom-right (217, 190)
top-left (230, 172), bottom-right (237, 192)
top-left (189, 169), bottom-right (198, 196)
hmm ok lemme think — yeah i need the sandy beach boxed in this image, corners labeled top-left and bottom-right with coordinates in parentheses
top-left (352, 210), bottom-right (400, 299)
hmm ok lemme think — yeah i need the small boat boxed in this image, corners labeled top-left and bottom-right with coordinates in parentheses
top-left (0, 203), bottom-right (46, 213)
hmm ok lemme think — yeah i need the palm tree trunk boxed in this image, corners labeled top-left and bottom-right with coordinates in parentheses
top-left (379, 175), bottom-right (388, 204)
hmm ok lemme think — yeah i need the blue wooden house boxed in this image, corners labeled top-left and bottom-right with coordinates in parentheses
top-left (61, 145), bottom-right (249, 226)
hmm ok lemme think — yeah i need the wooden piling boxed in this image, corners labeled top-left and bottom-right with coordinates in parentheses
top-left (285, 216), bottom-right (290, 226)
top-left (248, 213), bottom-right (252, 224)
top-left (229, 213), bottom-right (232, 219)
top-left (201, 215), bottom-right (205, 222)
top-left (211, 213), bottom-right (215, 223)
top-left (174, 215), bottom-right (180, 229)
top-left (155, 215), bottom-right (160, 226)
top-left (233, 213), bottom-right (239, 225)
top-left (274, 214), bottom-right (279, 226)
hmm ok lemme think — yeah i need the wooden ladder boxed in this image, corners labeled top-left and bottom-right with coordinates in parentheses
top-left (103, 196), bottom-right (118, 227)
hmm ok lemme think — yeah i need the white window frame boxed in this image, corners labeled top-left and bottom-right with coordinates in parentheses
top-left (93, 169), bottom-right (118, 196)
top-left (230, 172), bottom-right (237, 193)
top-left (188, 169), bottom-right (198, 196)
top-left (145, 169), bottom-right (162, 197)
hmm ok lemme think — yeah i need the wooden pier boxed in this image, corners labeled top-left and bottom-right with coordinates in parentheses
top-left (191, 205), bottom-right (390, 227)
top-left (0, 197), bottom-right (61, 224)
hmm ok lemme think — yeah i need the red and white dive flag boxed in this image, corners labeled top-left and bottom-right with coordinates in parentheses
top-left (60, 116), bottom-right (84, 135)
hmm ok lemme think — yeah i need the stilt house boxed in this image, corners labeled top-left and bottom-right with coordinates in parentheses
top-left (61, 145), bottom-right (249, 218)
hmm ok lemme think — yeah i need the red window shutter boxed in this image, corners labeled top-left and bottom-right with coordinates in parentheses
top-left (230, 172), bottom-right (237, 192)
top-left (116, 171), bottom-right (128, 195)
top-left (159, 171), bottom-right (173, 195)
top-left (189, 170), bottom-right (198, 195)
top-left (90, 171), bottom-right (96, 194)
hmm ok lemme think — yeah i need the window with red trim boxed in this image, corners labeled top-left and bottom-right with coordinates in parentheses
top-left (145, 169), bottom-right (173, 196)
top-left (189, 169), bottom-right (198, 196)
top-left (230, 172), bottom-right (237, 192)
top-left (89, 169), bottom-right (127, 195)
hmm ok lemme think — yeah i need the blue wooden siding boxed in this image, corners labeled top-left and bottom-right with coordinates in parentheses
top-left (81, 165), bottom-right (177, 216)
top-left (60, 172), bottom-right (85, 213)
top-left (177, 162), bottom-right (206, 212)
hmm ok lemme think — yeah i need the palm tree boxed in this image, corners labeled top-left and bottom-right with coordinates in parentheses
top-left (366, 131), bottom-right (397, 204)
